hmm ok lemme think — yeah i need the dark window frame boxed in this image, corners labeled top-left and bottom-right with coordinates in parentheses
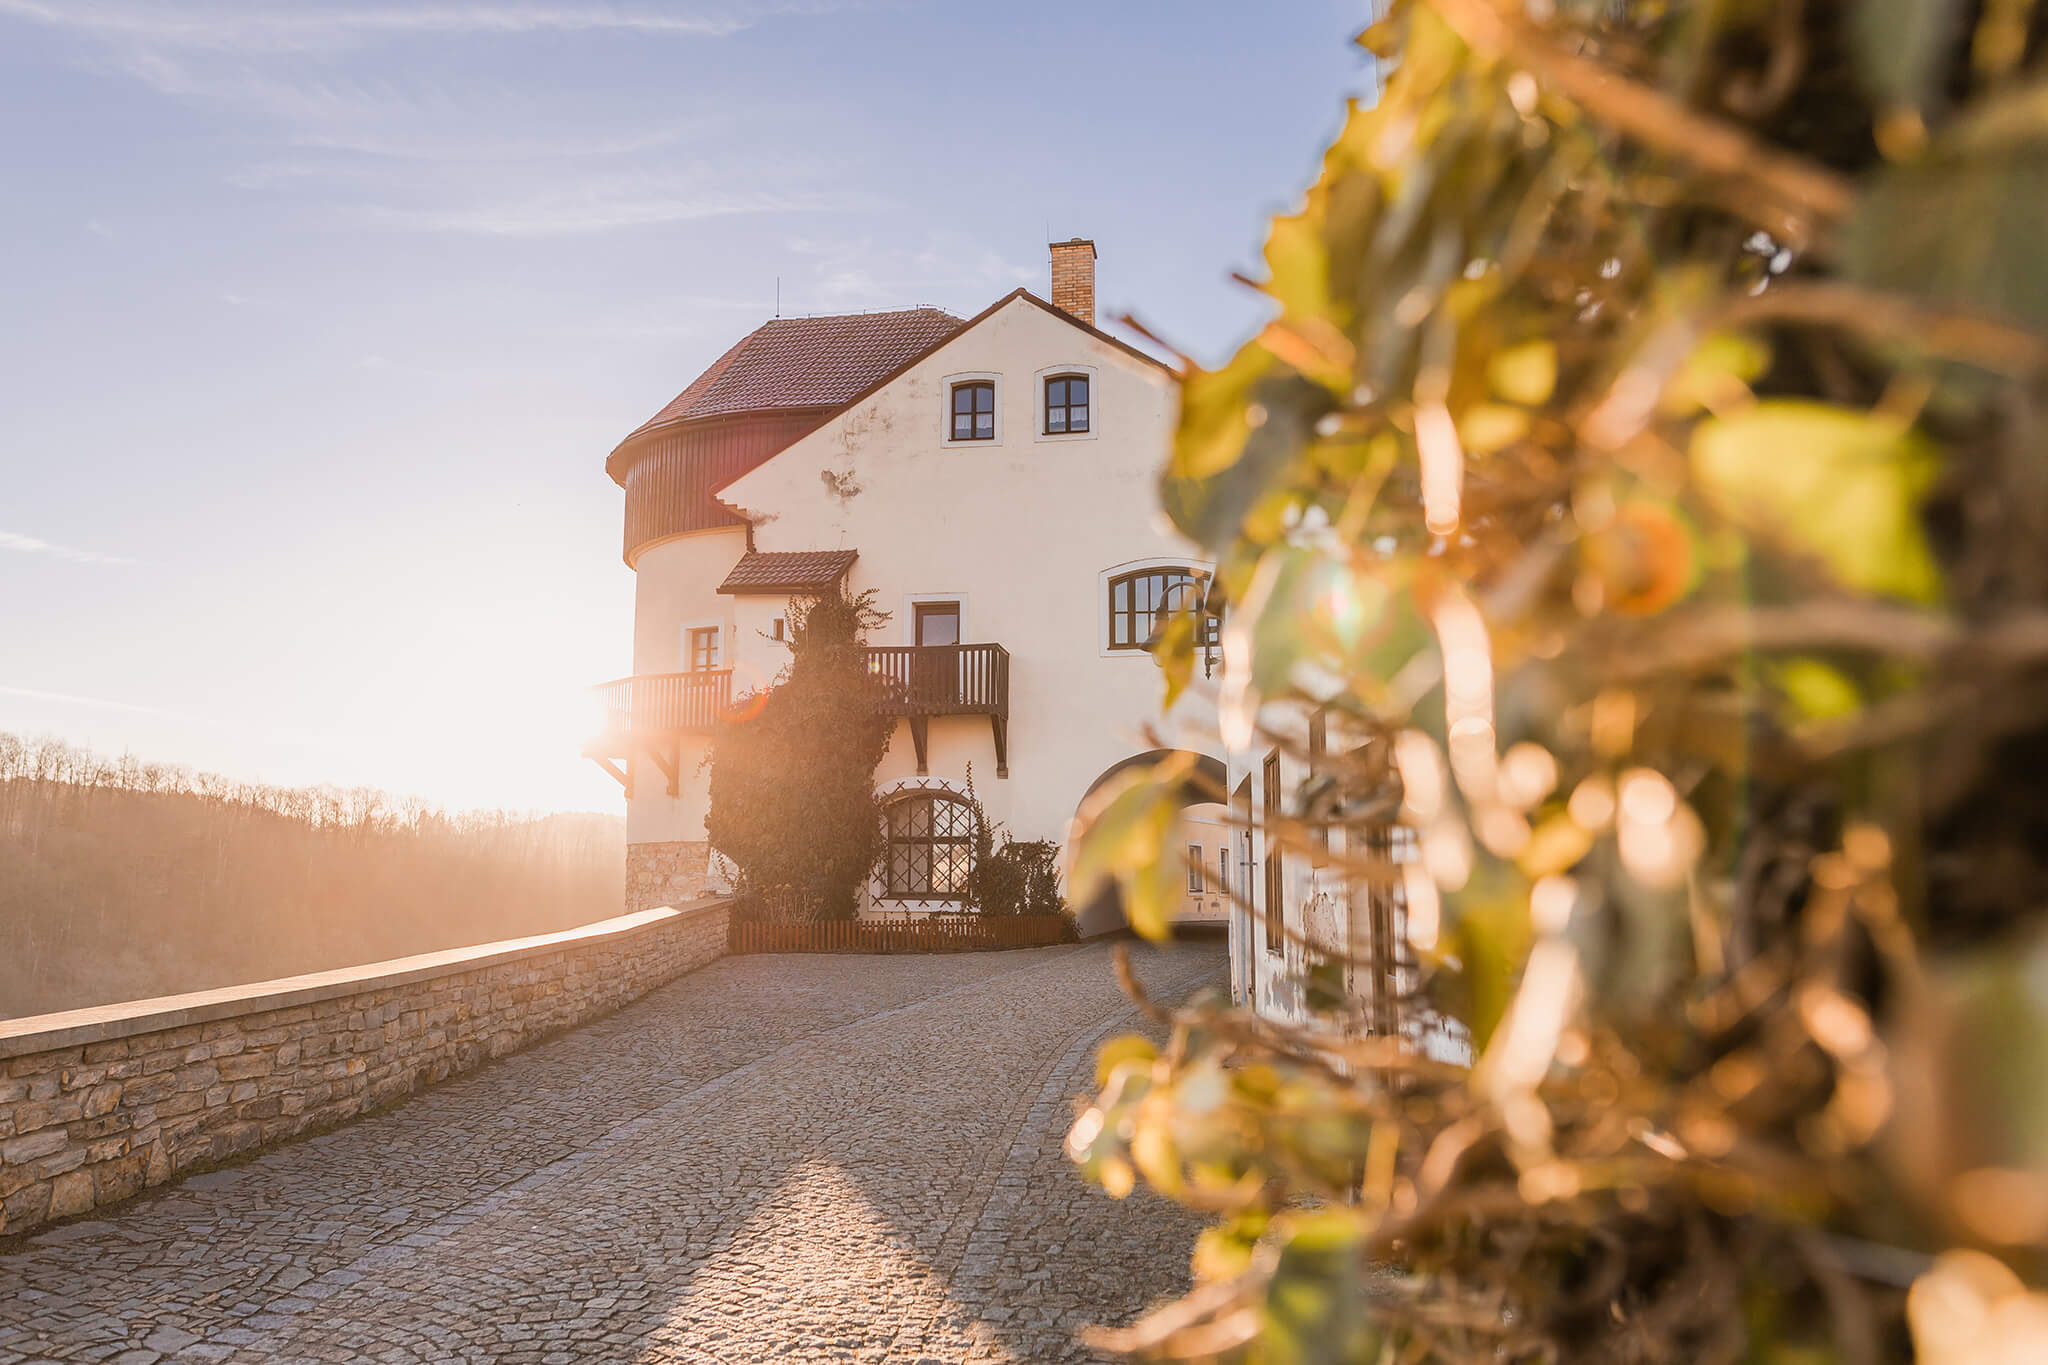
top-left (687, 626), bottom-right (721, 673)
top-left (1263, 751), bottom-right (1284, 955)
top-left (949, 380), bottom-right (996, 442)
top-left (880, 790), bottom-right (976, 901)
top-left (1107, 566), bottom-right (1220, 652)
top-left (1308, 711), bottom-right (1330, 866)
top-left (914, 601), bottom-right (961, 647)
top-left (1043, 372), bottom-right (1090, 435)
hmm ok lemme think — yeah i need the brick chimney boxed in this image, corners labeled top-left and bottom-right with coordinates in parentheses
top-left (1049, 238), bottom-right (1096, 326)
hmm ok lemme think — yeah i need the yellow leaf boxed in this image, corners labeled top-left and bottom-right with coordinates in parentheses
top-left (1095, 1034), bottom-right (1158, 1089)
top-left (1691, 400), bottom-right (1943, 603)
top-left (1132, 1119), bottom-right (1184, 1196)
top-left (1487, 339), bottom-right (1556, 406)
top-left (1099, 1156), bottom-right (1136, 1200)
top-left (1069, 756), bottom-right (1192, 906)
top-left (1192, 1226), bottom-right (1256, 1283)
top-left (1771, 657), bottom-right (1863, 722)
top-left (1518, 812), bottom-right (1595, 879)
top-left (1457, 402), bottom-right (1530, 455)
top-left (1154, 611), bottom-right (1196, 710)
top-left (1661, 332), bottom-right (1771, 416)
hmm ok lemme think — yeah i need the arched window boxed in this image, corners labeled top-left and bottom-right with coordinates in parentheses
top-left (1107, 566), bottom-right (1219, 651)
top-left (950, 381), bottom-right (995, 441)
top-left (881, 790), bottom-right (976, 900)
top-left (1044, 373), bottom-right (1089, 433)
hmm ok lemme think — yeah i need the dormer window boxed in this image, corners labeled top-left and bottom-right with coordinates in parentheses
top-left (950, 381), bottom-right (994, 441)
top-left (1044, 374), bottom-right (1089, 434)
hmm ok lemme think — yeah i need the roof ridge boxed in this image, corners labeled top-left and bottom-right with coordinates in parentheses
top-left (613, 307), bottom-right (969, 452)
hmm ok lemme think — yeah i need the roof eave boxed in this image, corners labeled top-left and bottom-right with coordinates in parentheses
top-left (603, 404), bottom-right (839, 487)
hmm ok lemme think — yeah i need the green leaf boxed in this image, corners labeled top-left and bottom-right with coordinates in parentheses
top-left (1844, 86), bottom-right (2048, 333)
top-left (1690, 400), bottom-right (1942, 603)
top-left (1069, 757), bottom-right (1190, 941)
top-left (1851, 0), bottom-right (1967, 114)
top-left (1260, 1209), bottom-right (1382, 1365)
top-left (1770, 657), bottom-right (1863, 722)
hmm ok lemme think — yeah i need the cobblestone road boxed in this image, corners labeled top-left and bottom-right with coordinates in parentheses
top-left (0, 939), bottom-right (1224, 1364)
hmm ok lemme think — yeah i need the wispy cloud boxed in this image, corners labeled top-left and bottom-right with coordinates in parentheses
top-left (788, 233), bottom-right (1035, 310)
top-left (0, 3), bottom-right (747, 54)
top-left (0, 684), bottom-right (171, 716)
top-left (5, 2), bottom-right (872, 239)
top-left (0, 532), bottom-right (135, 566)
top-left (368, 184), bottom-right (875, 238)
top-left (291, 123), bottom-right (705, 165)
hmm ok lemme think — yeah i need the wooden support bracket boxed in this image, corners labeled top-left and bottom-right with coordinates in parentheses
top-left (647, 743), bottom-right (680, 798)
top-left (909, 716), bottom-right (930, 775)
top-left (590, 756), bottom-right (630, 792)
top-left (990, 715), bottom-right (1008, 779)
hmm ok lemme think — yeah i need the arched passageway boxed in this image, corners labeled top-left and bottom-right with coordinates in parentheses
top-left (1069, 748), bottom-right (1231, 938)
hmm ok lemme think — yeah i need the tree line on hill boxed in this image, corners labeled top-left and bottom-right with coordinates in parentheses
top-left (0, 732), bottom-right (623, 1019)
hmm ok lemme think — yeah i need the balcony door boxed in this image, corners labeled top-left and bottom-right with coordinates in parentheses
top-left (912, 602), bottom-right (961, 706)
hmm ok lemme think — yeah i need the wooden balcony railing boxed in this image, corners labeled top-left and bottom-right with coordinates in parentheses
top-left (863, 643), bottom-right (1009, 718)
top-left (586, 643), bottom-right (1013, 793)
top-left (864, 643), bottom-right (1010, 779)
top-left (591, 670), bottom-right (733, 739)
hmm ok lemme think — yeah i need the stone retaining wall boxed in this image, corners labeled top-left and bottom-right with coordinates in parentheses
top-left (0, 900), bottom-right (730, 1239)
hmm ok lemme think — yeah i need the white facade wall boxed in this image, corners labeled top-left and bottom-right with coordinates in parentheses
top-left (627, 295), bottom-right (1221, 919)
top-left (623, 527), bottom-right (744, 847)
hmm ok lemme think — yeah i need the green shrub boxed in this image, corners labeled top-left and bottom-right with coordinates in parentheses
top-left (704, 588), bottom-right (893, 922)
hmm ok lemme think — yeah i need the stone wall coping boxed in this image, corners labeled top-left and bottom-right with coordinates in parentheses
top-left (0, 901), bottom-right (729, 1060)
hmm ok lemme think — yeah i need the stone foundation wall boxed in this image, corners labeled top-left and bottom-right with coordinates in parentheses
top-left (626, 839), bottom-right (715, 912)
top-left (0, 901), bottom-right (730, 1239)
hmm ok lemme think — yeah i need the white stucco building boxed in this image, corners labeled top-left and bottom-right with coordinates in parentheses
top-left (590, 241), bottom-right (1223, 931)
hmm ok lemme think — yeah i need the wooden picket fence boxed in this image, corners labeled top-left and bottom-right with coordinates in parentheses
top-left (730, 913), bottom-right (1072, 955)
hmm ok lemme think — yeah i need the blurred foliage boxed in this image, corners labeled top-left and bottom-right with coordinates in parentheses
top-left (704, 588), bottom-right (893, 920)
top-left (1069, 1), bottom-right (2048, 1360)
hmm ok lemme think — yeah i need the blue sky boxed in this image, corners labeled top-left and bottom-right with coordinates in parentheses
top-left (0, 0), bottom-right (1372, 813)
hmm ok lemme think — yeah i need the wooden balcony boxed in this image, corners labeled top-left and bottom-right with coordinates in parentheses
top-left (583, 670), bottom-right (732, 795)
top-left (585, 644), bottom-right (1012, 796)
top-left (864, 643), bottom-right (1010, 778)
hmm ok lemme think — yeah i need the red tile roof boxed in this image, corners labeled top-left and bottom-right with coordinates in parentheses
top-left (623, 308), bottom-right (965, 442)
top-left (717, 549), bottom-right (859, 595)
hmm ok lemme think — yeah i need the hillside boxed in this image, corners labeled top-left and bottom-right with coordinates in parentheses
top-left (0, 734), bottom-right (626, 1019)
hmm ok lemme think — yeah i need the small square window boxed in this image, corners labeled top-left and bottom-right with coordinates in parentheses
top-left (1044, 373), bottom-right (1089, 434)
top-left (951, 381), bottom-right (995, 441)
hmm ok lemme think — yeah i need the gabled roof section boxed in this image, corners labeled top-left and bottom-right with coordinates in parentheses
top-left (712, 289), bottom-right (1178, 522)
top-left (716, 549), bottom-right (858, 595)
top-left (620, 308), bottom-right (966, 447)
top-left (804, 288), bottom-right (1176, 424)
